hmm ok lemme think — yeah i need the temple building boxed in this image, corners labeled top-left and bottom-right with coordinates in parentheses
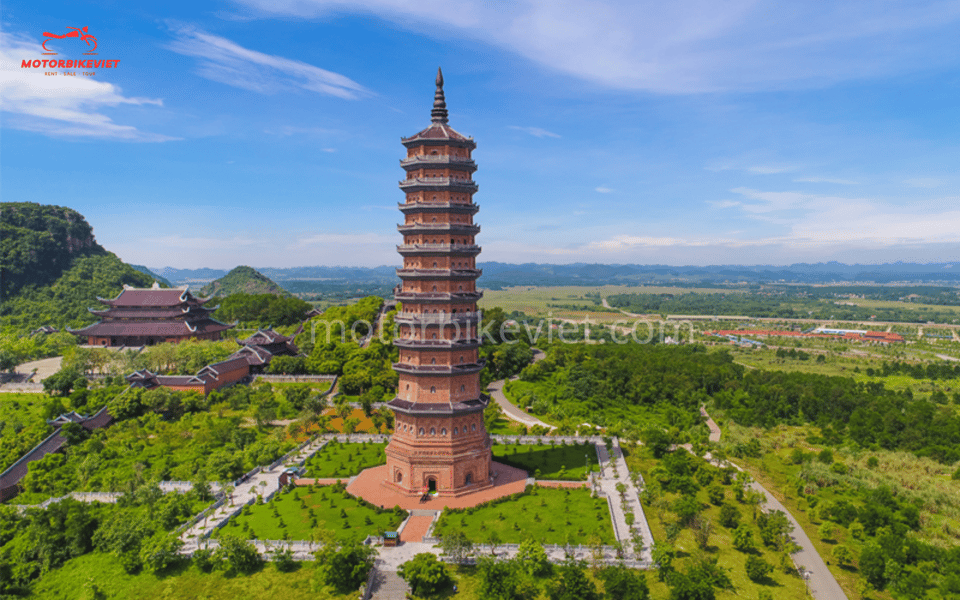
top-left (384, 68), bottom-right (492, 497)
top-left (69, 282), bottom-right (233, 347)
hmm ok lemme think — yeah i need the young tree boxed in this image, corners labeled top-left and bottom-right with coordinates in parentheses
top-left (477, 557), bottom-right (524, 600)
top-left (314, 542), bottom-right (376, 594)
top-left (718, 503), bottom-right (741, 529)
top-left (515, 538), bottom-right (552, 578)
top-left (215, 534), bottom-right (263, 575)
top-left (600, 563), bottom-right (650, 600)
top-left (732, 524), bottom-right (755, 553)
top-left (398, 553), bottom-right (453, 598)
top-left (546, 559), bottom-right (601, 600)
top-left (745, 555), bottom-right (773, 583)
top-left (439, 531), bottom-right (474, 566)
top-left (832, 544), bottom-right (852, 568)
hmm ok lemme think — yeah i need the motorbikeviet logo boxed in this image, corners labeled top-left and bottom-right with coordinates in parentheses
top-left (42, 26), bottom-right (98, 55)
top-left (20, 26), bottom-right (120, 72)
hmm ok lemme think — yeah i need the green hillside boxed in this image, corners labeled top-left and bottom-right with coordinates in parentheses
top-left (200, 265), bottom-right (288, 297)
top-left (0, 202), bottom-right (156, 330)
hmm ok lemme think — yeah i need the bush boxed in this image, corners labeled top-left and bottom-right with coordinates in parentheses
top-left (314, 542), bottom-right (376, 594)
top-left (817, 449), bottom-right (834, 464)
top-left (745, 555), bottom-right (773, 582)
top-left (718, 503), bottom-right (741, 529)
top-left (398, 553), bottom-right (452, 598)
top-left (215, 535), bottom-right (263, 575)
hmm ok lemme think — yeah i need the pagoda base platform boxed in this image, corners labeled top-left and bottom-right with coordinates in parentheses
top-left (346, 462), bottom-right (528, 510)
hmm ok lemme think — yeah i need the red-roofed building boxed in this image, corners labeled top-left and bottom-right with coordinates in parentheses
top-left (69, 282), bottom-right (233, 346)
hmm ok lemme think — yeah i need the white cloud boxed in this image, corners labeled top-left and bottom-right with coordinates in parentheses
top-left (707, 200), bottom-right (740, 208)
top-left (508, 125), bottom-right (561, 138)
top-left (0, 33), bottom-right (175, 141)
top-left (231, 0), bottom-right (960, 93)
top-left (167, 24), bottom-right (370, 99)
top-left (595, 187), bottom-right (614, 193)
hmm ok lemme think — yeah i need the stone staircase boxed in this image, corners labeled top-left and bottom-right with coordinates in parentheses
top-left (368, 569), bottom-right (410, 600)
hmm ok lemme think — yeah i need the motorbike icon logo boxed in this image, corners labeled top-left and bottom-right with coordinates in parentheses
top-left (42, 26), bottom-right (98, 55)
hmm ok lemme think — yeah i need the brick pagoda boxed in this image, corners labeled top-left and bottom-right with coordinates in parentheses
top-left (384, 68), bottom-right (492, 497)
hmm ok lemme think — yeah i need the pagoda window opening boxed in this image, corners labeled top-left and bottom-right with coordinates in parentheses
top-left (441, 428), bottom-right (447, 436)
top-left (460, 385), bottom-right (465, 391)
top-left (453, 427), bottom-right (459, 436)
top-left (430, 386), bottom-right (436, 393)
top-left (431, 427), bottom-right (436, 435)
top-left (419, 428), bottom-right (425, 436)
top-left (472, 424), bottom-right (477, 431)
top-left (431, 358), bottom-right (437, 365)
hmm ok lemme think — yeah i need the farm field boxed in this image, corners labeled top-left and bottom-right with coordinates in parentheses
top-left (433, 485), bottom-right (614, 545)
top-left (479, 285), bottom-right (737, 322)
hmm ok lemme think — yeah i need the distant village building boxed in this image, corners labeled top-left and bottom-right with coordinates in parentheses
top-left (69, 282), bottom-right (233, 347)
top-left (384, 69), bottom-right (493, 497)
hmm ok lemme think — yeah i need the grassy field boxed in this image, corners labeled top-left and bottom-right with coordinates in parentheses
top-left (28, 550), bottom-right (357, 600)
top-left (479, 285), bottom-right (736, 322)
top-left (717, 344), bottom-right (960, 402)
top-left (433, 485), bottom-right (614, 545)
top-left (214, 485), bottom-right (404, 544)
top-left (622, 445), bottom-right (810, 600)
top-left (302, 441), bottom-right (386, 478)
top-left (491, 442), bottom-right (597, 480)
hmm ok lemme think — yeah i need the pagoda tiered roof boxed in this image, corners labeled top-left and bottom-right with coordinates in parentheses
top-left (68, 282), bottom-right (233, 343)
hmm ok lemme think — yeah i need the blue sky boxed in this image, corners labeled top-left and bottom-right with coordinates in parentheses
top-left (3, 0), bottom-right (960, 269)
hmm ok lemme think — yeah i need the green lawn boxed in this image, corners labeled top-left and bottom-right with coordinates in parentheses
top-left (302, 441), bottom-right (387, 478)
top-left (28, 550), bottom-right (357, 600)
top-left (214, 485), bottom-right (404, 543)
top-left (434, 485), bottom-right (614, 545)
top-left (491, 443), bottom-right (596, 480)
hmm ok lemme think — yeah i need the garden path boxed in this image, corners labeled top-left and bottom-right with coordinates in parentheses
top-left (595, 439), bottom-right (654, 564)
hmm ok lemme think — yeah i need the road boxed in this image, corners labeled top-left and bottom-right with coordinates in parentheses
top-left (747, 479), bottom-right (849, 600)
top-left (486, 349), bottom-right (555, 430)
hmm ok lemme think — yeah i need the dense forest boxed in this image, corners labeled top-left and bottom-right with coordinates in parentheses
top-left (0, 203), bottom-right (155, 330)
top-left (211, 293), bottom-right (311, 328)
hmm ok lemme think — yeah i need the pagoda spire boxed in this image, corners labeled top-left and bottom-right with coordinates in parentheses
top-left (431, 67), bottom-right (448, 124)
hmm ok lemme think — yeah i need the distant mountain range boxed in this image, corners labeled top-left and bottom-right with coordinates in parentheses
top-left (152, 261), bottom-right (960, 292)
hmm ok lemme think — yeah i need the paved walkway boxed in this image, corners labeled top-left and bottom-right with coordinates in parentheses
top-left (178, 437), bottom-right (328, 551)
top-left (346, 461), bottom-right (529, 510)
top-left (14, 356), bottom-right (63, 382)
top-left (700, 405), bottom-right (721, 442)
top-left (595, 439), bottom-right (654, 563)
top-left (399, 514), bottom-right (435, 543)
top-left (368, 570), bottom-right (410, 600)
